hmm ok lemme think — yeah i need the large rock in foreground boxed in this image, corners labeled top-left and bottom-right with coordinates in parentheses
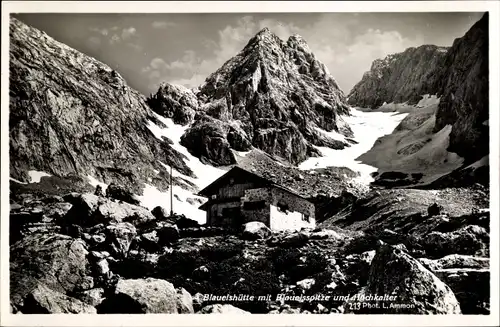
top-left (10, 233), bottom-right (90, 310)
top-left (346, 244), bottom-right (461, 314)
top-left (22, 284), bottom-right (97, 314)
top-left (98, 278), bottom-right (193, 313)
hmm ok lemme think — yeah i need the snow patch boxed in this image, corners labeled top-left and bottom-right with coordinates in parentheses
top-left (147, 113), bottom-right (226, 190)
top-left (314, 127), bottom-right (346, 142)
top-left (252, 66), bottom-right (262, 93)
top-left (28, 170), bottom-right (52, 183)
top-left (137, 184), bottom-right (207, 224)
top-left (87, 175), bottom-right (108, 191)
top-left (299, 107), bottom-right (408, 184)
top-left (142, 114), bottom-right (226, 220)
top-left (465, 155), bottom-right (488, 170)
top-left (233, 150), bottom-right (251, 158)
top-left (377, 94), bottom-right (439, 113)
top-left (10, 177), bottom-right (27, 184)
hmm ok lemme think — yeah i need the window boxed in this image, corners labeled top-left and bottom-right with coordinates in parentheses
top-left (243, 200), bottom-right (266, 210)
top-left (277, 202), bottom-right (289, 213)
top-left (222, 207), bottom-right (241, 217)
top-left (302, 213), bottom-right (310, 222)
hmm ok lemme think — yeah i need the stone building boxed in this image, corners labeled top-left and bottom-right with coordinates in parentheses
top-left (198, 167), bottom-right (315, 231)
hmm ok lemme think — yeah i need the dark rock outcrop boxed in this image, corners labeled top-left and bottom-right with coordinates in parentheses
top-left (149, 28), bottom-right (353, 166)
top-left (9, 17), bottom-right (193, 194)
top-left (146, 83), bottom-right (198, 125)
top-left (348, 45), bottom-right (448, 108)
top-left (105, 183), bottom-right (141, 205)
top-left (433, 13), bottom-right (489, 162)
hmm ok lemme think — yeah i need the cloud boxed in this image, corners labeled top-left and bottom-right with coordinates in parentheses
top-left (142, 15), bottom-right (424, 93)
top-left (121, 27), bottom-right (137, 40)
top-left (87, 36), bottom-right (102, 50)
top-left (89, 27), bottom-right (109, 36)
top-left (92, 25), bottom-right (139, 46)
top-left (126, 43), bottom-right (144, 52)
top-left (152, 21), bottom-right (177, 29)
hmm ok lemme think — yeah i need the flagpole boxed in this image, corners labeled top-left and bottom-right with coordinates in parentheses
top-left (170, 164), bottom-right (174, 217)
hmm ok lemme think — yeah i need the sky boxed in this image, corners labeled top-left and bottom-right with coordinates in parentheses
top-left (13, 12), bottom-right (484, 96)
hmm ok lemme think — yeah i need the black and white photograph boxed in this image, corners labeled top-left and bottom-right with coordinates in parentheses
top-left (1, 1), bottom-right (499, 326)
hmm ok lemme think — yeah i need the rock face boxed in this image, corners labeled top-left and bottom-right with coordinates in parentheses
top-left (149, 28), bottom-right (353, 166)
top-left (348, 244), bottom-right (461, 314)
top-left (348, 45), bottom-right (448, 108)
top-left (348, 13), bottom-right (488, 164)
top-left (433, 13), bottom-right (489, 162)
top-left (9, 17), bottom-right (193, 193)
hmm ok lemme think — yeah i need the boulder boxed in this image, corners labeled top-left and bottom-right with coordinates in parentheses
top-left (434, 268), bottom-right (490, 314)
top-left (428, 203), bottom-right (444, 217)
top-left (98, 278), bottom-right (192, 313)
top-left (10, 233), bottom-right (90, 309)
top-left (106, 183), bottom-right (141, 205)
top-left (418, 254), bottom-right (490, 314)
top-left (198, 304), bottom-right (251, 314)
top-left (192, 292), bottom-right (204, 312)
top-left (157, 222), bottom-right (180, 245)
top-left (310, 229), bottom-right (341, 240)
top-left (278, 231), bottom-right (310, 248)
top-left (422, 225), bottom-right (489, 258)
top-left (64, 193), bottom-right (155, 227)
top-left (151, 206), bottom-right (171, 221)
top-left (296, 278), bottom-right (315, 291)
top-left (95, 201), bottom-right (155, 226)
top-left (242, 221), bottom-right (271, 240)
top-left (192, 265), bottom-right (210, 280)
top-left (176, 288), bottom-right (195, 313)
top-left (94, 185), bottom-right (104, 197)
top-left (176, 216), bottom-right (200, 229)
top-left (419, 254), bottom-right (489, 271)
top-left (77, 288), bottom-right (105, 307)
top-left (21, 284), bottom-right (97, 314)
top-left (345, 244), bottom-right (461, 314)
top-left (105, 222), bottom-right (137, 258)
top-left (140, 230), bottom-right (161, 252)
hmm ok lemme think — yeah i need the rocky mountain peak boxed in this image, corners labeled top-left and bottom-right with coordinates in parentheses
top-left (287, 34), bottom-right (312, 53)
top-left (149, 27), bottom-right (353, 167)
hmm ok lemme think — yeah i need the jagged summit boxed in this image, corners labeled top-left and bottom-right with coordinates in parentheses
top-left (148, 26), bottom-right (353, 167)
